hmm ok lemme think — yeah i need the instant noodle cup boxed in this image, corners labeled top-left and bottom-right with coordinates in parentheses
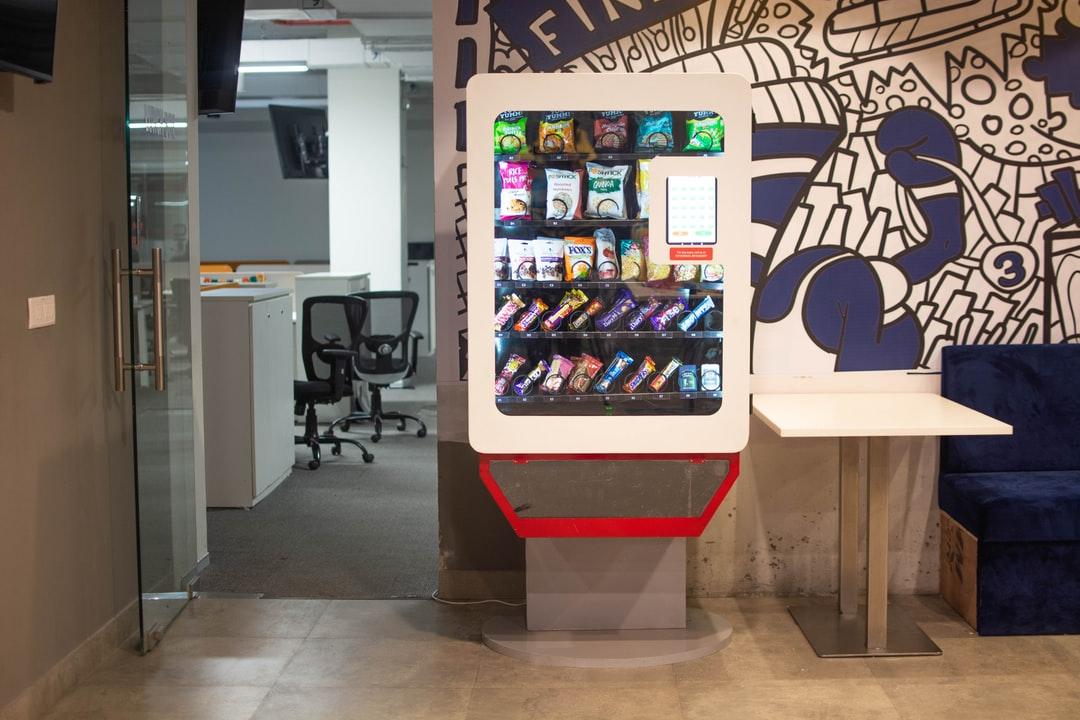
top-left (513, 359), bottom-right (549, 396)
top-left (494, 237), bottom-right (510, 280)
top-left (593, 351), bottom-right (633, 394)
top-left (622, 356), bottom-right (656, 394)
top-left (563, 236), bottom-right (595, 280)
top-left (494, 293), bottom-right (525, 330)
top-left (593, 111), bottom-right (629, 151)
top-left (594, 229), bottom-right (618, 280)
top-left (545, 168), bottom-right (584, 220)
top-left (532, 237), bottom-right (565, 281)
top-left (567, 354), bottom-right (603, 393)
top-left (684, 111), bottom-right (724, 152)
top-left (635, 111), bottom-right (673, 150)
top-left (494, 111), bottom-right (527, 154)
top-left (498, 161), bottom-right (532, 220)
top-left (508, 239), bottom-right (536, 281)
top-left (619, 239), bottom-right (644, 281)
top-left (649, 357), bottom-right (682, 392)
top-left (513, 297), bottom-right (548, 332)
top-left (541, 288), bottom-right (588, 332)
top-left (541, 354), bottom-right (573, 395)
top-left (495, 354), bottom-right (526, 396)
top-left (585, 162), bottom-right (629, 219)
top-left (538, 111), bottom-right (576, 153)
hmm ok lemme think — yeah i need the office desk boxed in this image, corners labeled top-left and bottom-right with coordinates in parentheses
top-left (752, 392), bottom-right (1011, 657)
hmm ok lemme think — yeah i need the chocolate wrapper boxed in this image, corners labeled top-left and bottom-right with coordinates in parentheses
top-left (495, 354), bottom-right (527, 396)
top-left (650, 298), bottom-right (687, 331)
top-left (541, 288), bottom-right (588, 331)
top-left (494, 293), bottom-right (525, 330)
top-left (624, 296), bottom-right (663, 331)
top-left (567, 354), bottom-right (603, 394)
top-left (593, 351), bottom-right (633, 394)
top-left (678, 364), bottom-right (698, 392)
top-left (701, 363), bottom-right (721, 391)
top-left (595, 288), bottom-right (638, 330)
top-left (568, 297), bottom-right (605, 330)
top-left (649, 358), bottom-right (682, 392)
top-left (513, 297), bottom-right (548, 332)
top-left (622, 356), bottom-right (656, 393)
top-left (513, 359), bottom-right (549, 396)
top-left (541, 354), bottom-right (573, 395)
top-left (677, 295), bottom-right (715, 331)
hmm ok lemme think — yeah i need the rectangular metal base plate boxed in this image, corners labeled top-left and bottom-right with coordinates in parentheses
top-left (789, 604), bottom-right (942, 658)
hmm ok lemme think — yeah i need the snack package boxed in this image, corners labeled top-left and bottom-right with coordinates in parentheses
top-left (513, 297), bottom-right (548, 332)
top-left (494, 237), bottom-right (510, 280)
top-left (701, 363), bottom-right (721, 391)
top-left (622, 356), bottom-right (656, 394)
top-left (495, 354), bottom-right (527, 396)
top-left (677, 295), bottom-right (715, 331)
top-left (585, 162), bottom-right (630, 219)
top-left (513, 359), bottom-right (549, 396)
top-left (673, 264), bottom-right (698, 282)
top-left (646, 258), bottom-right (672, 283)
top-left (595, 288), bottom-right (638, 330)
top-left (563, 236), bottom-right (596, 280)
top-left (541, 288), bottom-right (588, 331)
top-left (619, 238), bottom-right (645, 281)
top-left (702, 263), bottom-right (725, 283)
top-left (650, 298), bottom-right (687, 331)
top-left (594, 229), bottom-right (619, 280)
top-left (636, 159), bottom-right (651, 219)
top-left (541, 354), bottom-right (573, 395)
top-left (494, 111), bottom-right (527, 154)
top-left (593, 111), bottom-right (629, 151)
top-left (567, 354), bottom-right (604, 393)
top-left (678, 364), bottom-right (698, 392)
top-left (649, 357), bottom-right (682, 392)
top-left (636, 111), bottom-right (673, 150)
top-left (508, 239), bottom-right (536, 280)
top-left (498, 161), bottom-right (532, 220)
top-left (684, 111), bottom-right (724, 152)
top-left (532, 237), bottom-right (565, 281)
top-left (593, 351), bottom-right (633, 394)
top-left (624, 296), bottom-right (663, 331)
top-left (568, 297), bottom-right (605, 330)
top-left (538, 111), bottom-right (575, 153)
top-left (494, 293), bottom-right (525, 330)
top-left (545, 168), bottom-right (584, 220)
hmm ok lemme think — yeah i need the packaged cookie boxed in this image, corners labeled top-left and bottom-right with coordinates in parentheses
top-left (538, 111), bottom-right (576, 153)
top-left (544, 168), bottom-right (584, 220)
top-left (563, 236), bottom-right (595, 280)
top-left (584, 162), bottom-right (629, 219)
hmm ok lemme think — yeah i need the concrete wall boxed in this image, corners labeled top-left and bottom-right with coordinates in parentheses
top-left (0, 0), bottom-right (136, 708)
top-left (198, 108), bottom-right (330, 264)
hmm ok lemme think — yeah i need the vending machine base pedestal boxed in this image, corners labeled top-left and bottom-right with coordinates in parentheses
top-left (481, 537), bottom-right (732, 667)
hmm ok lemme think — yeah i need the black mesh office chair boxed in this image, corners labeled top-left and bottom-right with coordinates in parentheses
top-left (294, 296), bottom-right (375, 469)
top-left (332, 291), bottom-right (427, 443)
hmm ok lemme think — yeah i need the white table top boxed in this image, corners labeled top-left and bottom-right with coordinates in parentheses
top-left (201, 287), bottom-right (292, 302)
top-left (752, 392), bottom-right (1012, 438)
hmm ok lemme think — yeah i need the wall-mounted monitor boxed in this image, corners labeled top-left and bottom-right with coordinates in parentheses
top-left (197, 0), bottom-right (244, 115)
top-left (268, 104), bottom-right (329, 179)
top-left (0, 0), bottom-right (59, 83)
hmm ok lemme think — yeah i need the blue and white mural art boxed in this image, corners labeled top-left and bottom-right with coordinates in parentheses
top-left (434, 0), bottom-right (1080, 381)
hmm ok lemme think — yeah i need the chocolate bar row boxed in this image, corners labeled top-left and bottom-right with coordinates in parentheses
top-left (496, 289), bottom-right (720, 333)
top-left (495, 351), bottom-right (721, 398)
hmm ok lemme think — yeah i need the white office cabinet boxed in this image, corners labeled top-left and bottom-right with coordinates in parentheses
top-left (406, 259), bottom-right (435, 356)
top-left (202, 288), bottom-right (295, 508)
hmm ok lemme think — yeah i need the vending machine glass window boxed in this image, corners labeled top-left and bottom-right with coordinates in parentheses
top-left (492, 110), bottom-right (725, 417)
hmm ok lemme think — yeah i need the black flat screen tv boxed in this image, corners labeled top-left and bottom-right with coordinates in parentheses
top-left (197, 0), bottom-right (244, 115)
top-left (0, 0), bottom-right (59, 83)
top-left (269, 105), bottom-right (329, 179)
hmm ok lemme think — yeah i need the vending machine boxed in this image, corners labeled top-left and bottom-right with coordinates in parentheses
top-left (465, 73), bottom-right (752, 664)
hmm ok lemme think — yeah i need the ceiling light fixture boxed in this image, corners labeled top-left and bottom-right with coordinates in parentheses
top-left (238, 63), bottom-right (310, 74)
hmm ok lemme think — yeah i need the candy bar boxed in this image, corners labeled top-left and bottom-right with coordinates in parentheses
top-left (678, 364), bottom-right (698, 392)
top-left (650, 298), bottom-right (687, 331)
top-left (494, 293), bottom-right (525, 330)
top-left (593, 351), bottom-right (633, 394)
top-left (513, 297), bottom-right (548, 332)
top-left (541, 354), bottom-right (573, 395)
top-left (495, 354), bottom-right (527, 396)
top-left (622, 356), bottom-right (656, 394)
top-left (567, 354), bottom-right (603, 393)
top-left (541, 288), bottom-right (588, 331)
top-left (649, 357), bottom-right (682, 392)
top-left (568, 297), bottom-right (605, 330)
top-left (624, 296), bottom-right (662, 331)
top-left (513, 359), bottom-right (549, 396)
top-left (595, 288), bottom-right (638, 330)
top-left (677, 295), bottom-right (715, 331)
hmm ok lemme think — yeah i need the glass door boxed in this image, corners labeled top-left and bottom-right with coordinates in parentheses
top-left (123, 0), bottom-right (198, 653)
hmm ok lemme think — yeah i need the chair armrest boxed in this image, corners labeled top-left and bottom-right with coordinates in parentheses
top-left (404, 331), bottom-right (423, 379)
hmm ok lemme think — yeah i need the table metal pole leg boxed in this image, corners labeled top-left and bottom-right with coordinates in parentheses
top-left (838, 437), bottom-right (861, 617)
top-left (866, 436), bottom-right (889, 651)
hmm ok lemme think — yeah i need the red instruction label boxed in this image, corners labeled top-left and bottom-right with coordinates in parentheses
top-left (670, 247), bottom-right (714, 262)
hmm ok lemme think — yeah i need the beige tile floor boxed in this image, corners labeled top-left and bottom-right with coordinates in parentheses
top-left (44, 596), bottom-right (1080, 720)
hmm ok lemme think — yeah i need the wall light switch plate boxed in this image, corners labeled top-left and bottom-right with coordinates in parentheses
top-left (28, 295), bottom-right (56, 329)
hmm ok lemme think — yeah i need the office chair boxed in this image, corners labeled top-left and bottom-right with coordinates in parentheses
top-left (331, 291), bottom-right (427, 443)
top-left (294, 296), bottom-right (375, 469)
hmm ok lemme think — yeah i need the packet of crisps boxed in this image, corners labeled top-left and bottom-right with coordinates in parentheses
top-left (684, 111), bottom-right (724, 151)
top-left (494, 111), bottom-right (527, 154)
top-left (619, 238), bottom-right (644, 281)
top-left (538, 111), bottom-right (576, 153)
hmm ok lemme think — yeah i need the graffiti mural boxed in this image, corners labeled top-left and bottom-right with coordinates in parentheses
top-left (433, 0), bottom-right (1080, 383)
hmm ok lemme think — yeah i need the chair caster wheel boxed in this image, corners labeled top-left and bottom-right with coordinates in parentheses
top-left (362, 453), bottom-right (375, 463)
top-left (371, 435), bottom-right (381, 443)
top-left (308, 460), bottom-right (320, 470)
top-left (341, 422), bottom-right (351, 432)
top-left (331, 446), bottom-right (341, 456)
top-left (397, 420), bottom-right (407, 431)
top-left (417, 427), bottom-right (427, 438)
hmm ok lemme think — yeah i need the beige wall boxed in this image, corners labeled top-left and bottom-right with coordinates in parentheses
top-left (0, 0), bottom-right (136, 708)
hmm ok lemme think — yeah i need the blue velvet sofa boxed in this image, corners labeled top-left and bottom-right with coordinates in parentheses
top-left (939, 344), bottom-right (1080, 635)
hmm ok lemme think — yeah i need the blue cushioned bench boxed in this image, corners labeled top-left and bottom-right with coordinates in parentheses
top-left (939, 344), bottom-right (1080, 635)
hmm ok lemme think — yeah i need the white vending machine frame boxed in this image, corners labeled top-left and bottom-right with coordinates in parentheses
top-left (467, 73), bottom-right (752, 455)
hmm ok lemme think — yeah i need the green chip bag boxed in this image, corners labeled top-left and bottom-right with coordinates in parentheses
top-left (684, 111), bottom-right (724, 152)
top-left (494, 111), bottom-right (527, 154)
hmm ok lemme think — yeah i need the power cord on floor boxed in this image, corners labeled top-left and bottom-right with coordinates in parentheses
top-left (430, 589), bottom-right (525, 607)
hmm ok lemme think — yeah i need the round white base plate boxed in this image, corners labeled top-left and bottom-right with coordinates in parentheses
top-left (481, 608), bottom-right (732, 668)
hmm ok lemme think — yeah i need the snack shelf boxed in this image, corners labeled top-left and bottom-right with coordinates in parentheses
top-left (495, 390), bottom-right (723, 404)
top-left (496, 330), bottom-right (723, 340)
top-left (495, 151), bottom-right (723, 163)
top-left (495, 217), bottom-right (647, 229)
top-left (495, 280), bottom-right (724, 292)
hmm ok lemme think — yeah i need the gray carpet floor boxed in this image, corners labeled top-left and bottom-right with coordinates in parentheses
top-left (195, 400), bottom-right (438, 599)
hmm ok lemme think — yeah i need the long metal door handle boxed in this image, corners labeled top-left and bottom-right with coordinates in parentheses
top-left (111, 247), bottom-right (166, 393)
top-left (112, 249), bottom-right (125, 392)
top-left (150, 248), bottom-right (165, 391)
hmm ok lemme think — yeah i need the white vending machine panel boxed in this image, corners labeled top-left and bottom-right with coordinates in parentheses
top-left (467, 73), bottom-right (751, 454)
